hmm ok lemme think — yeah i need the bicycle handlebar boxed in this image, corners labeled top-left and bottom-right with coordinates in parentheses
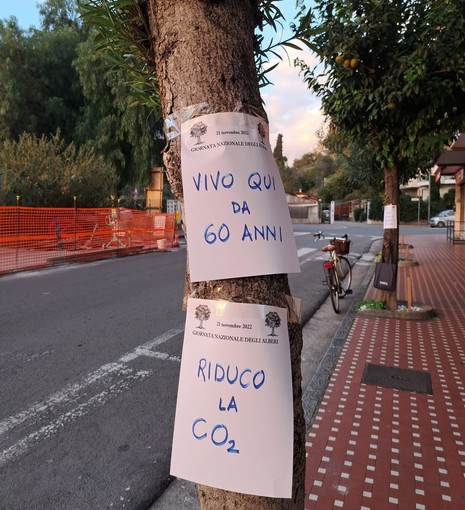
top-left (313, 231), bottom-right (348, 241)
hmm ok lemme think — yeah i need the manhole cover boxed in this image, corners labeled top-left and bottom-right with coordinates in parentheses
top-left (361, 363), bottom-right (433, 394)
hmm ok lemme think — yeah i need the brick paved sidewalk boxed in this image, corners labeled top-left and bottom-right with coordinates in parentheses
top-left (305, 234), bottom-right (465, 510)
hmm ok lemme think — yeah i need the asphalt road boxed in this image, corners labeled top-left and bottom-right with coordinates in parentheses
top-left (0, 223), bottom-right (443, 509)
top-left (0, 251), bottom-right (186, 510)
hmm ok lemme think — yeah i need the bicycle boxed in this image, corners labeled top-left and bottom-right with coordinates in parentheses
top-left (313, 232), bottom-right (353, 313)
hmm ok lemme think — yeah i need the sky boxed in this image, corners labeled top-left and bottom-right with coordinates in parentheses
top-left (0, 0), bottom-right (325, 164)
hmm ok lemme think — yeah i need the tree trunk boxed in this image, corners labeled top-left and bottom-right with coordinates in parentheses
top-left (377, 163), bottom-right (400, 310)
top-left (147, 1), bottom-right (305, 508)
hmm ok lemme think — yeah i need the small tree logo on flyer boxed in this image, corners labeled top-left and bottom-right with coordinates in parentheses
top-left (195, 304), bottom-right (211, 329)
top-left (190, 121), bottom-right (208, 145)
top-left (264, 311), bottom-right (281, 336)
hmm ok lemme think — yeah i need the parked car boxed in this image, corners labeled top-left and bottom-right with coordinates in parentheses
top-left (429, 209), bottom-right (455, 228)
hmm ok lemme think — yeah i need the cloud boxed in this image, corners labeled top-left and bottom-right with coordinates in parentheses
top-left (261, 48), bottom-right (325, 166)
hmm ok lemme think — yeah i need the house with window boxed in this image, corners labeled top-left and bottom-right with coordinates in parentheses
top-left (400, 174), bottom-right (455, 201)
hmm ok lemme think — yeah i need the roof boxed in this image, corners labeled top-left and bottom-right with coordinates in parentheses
top-left (436, 151), bottom-right (465, 166)
top-left (435, 133), bottom-right (465, 176)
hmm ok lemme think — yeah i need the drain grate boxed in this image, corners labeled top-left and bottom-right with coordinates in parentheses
top-left (361, 363), bottom-right (433, 395)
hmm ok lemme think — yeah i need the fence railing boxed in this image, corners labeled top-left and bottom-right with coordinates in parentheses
top-left (0, 207), bottom-right (179, 275)
top-left (446, 221), bottom-right (465, 244)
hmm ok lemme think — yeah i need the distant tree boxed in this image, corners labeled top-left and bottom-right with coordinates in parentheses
top-left (322, 129), bottom-right (384, 196)
top-left (399, 193), bottom-right (417, 223)
top-left (290, 151), bottom-right (338, 195)
top-left (442, 188), bottom-right (456, 210)
top-left (273, 133), bottom-right (287, 173)
top-left (0, 19), bottom-right (84, 144)
top-left (273, 134), bottom-right (293, 193)
top-left (0, 131), bottom-right (117, 207)
top-left (73, 30), bottom-right (163, 190)
top-left (318, 187), bottom-right (332, 204)
top-left (369, 195), bottom-right (384, 222)
top-left (299, 0), bottom-right (465, 309)
top-left (0, 0), bottom-right (160, 194)
top-left (323, 170), bottom-right (349, 201)
top-left (39, 0), bottom-right (81, 32)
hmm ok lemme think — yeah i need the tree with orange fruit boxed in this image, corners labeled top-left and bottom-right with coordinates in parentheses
top-left (298, 0), bottom-right (465, 310)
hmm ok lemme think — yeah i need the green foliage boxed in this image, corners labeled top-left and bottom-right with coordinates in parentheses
top-left (442, 188), bottom-right (456, 210)
top-left (357, 299), bottom-right (386, 311)
top-left (73, 29), bottom-right (163, 189)
top-left (323, 129), bottom-right (384, 194)
top-left (39, 0), bottom-right (82, 32)
top-left (398, 193), bottom-right (429, 222)
top-left (318, 186), bottom-right (332, 203)
top-left (398, 193), bottom-right (422, 222)
top-left (273, 133), bottom-right (287, 172)
top-left (0, 18), bottom-right (85, 143)
top-left (354, 207), bottom-right (366, 222)
top-left (0, 0), bottom-right (162, 195)
top-left (368, 195), bottom-right (384, 221)
top-left (429, 185), bottom-right (456, 217)
top-left (0, 131), bottom-right (117, 207)
top-left (322, 170), bottom-right (348, 200)
top-left (299, 0), bottom-right (465, 174)
top-left (287, 151), bottom-right (339, 195)
top-left (273, 133), bottom-right (295, 193)
top-left (255, 0), bottom-right (321, 87)
top-left (368, 193), bottom-right (430, 222)
top-left (80, 0), bottom-right (322, 99)
top-left (79, 0), bottom-right (160, 109)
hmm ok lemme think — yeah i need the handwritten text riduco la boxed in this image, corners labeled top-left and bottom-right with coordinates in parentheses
top-left (192, 357), bottom-right (266, 455)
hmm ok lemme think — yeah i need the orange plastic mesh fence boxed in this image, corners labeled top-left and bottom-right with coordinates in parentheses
top-left (0, 207), bottom-right (178, 275)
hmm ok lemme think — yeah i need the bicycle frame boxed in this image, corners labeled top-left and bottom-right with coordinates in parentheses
top-left (314, 232), bottom-right (353, 313)
top-left (323, 259), bottom-right (340, 312)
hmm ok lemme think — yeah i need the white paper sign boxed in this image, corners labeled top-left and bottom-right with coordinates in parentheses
top-left (170, 298), bottom-right (293, 498)
top-left (383, 204), bottom-right (398, 229)
top-left (181, 112), bottom-right (300, 282)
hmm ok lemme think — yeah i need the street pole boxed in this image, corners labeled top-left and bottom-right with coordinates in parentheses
top-left (15, 195), bottom-right (21, 269)
top-left (428, 170), bottom-right (431, 222)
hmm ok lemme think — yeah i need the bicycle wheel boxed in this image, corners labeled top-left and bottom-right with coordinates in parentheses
top-left (327, 267), bottom-right (340, 313)
top-left (336, 256), bottom-right (352, 297)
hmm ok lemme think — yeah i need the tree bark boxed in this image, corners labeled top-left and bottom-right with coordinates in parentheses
top-left (377, 163), bottom-right (400, 310)
top-left (147, 1), bottom-right (305, 508)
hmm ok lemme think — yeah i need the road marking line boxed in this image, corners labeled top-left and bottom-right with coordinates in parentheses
top-left (298, 247), bottom-right (317, 258)
top-left (0, 369), bottom-right (151, 466)
top-left (0, 327), bottom-right (184, 438)
top-left (119, 327), bottom-right (183, 362)
top-left (0, 362), bottom-right (128, 436)
top-left (128, 348), bottom-right (181, 362)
